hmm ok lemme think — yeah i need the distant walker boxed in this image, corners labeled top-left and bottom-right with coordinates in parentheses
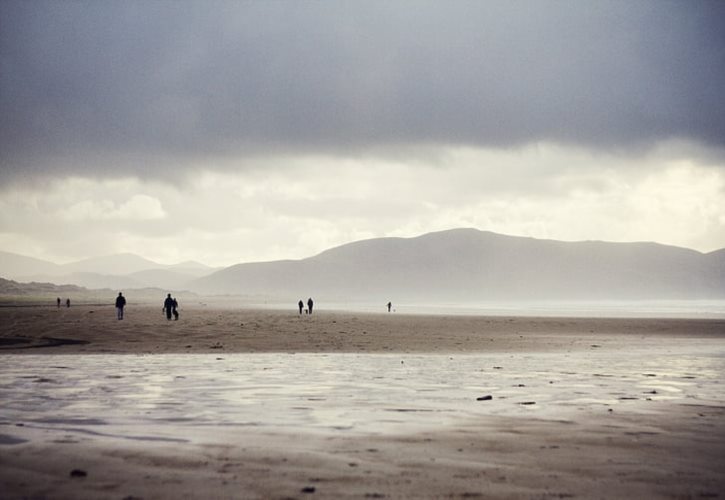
top-left (115, 292), bottom-right (126, 320)
top-left (307, 297), bottom-right (314, 315)
top-left (163, 294), bottom-right (174, 320)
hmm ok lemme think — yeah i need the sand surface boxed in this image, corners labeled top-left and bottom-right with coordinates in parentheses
top-left (1, 305), bottom-right (724, 499)
top-left (2, 304), bottom-right (724, 354)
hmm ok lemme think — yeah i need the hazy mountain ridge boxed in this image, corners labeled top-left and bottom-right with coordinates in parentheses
top-left (193, 229), bottom-right (725, 300)
top-left (0, 251), bottom-right (218, 290)
top-left (2, 229), bottom-right (724, 301)
top-left (0, 277), bottom-right (200, 306)
top-left (0, 277), bottom-right (87, 296)
top-left (0, 251), bottom-right (64, 277)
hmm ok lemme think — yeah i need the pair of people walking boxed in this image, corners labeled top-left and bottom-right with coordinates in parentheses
top-left (298, 297), bottom-right (314, 315)
top-left (163, 293), bottom-right (179, 320)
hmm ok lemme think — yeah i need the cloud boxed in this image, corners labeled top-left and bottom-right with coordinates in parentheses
top-left (1, 1), bottom-right (724, 184)
top-left (2, 2), bottom-right (724, 264)
top-left (62, 194), bottom-right (166, 222)
top-left (1, 144), bottom-right (724, 266)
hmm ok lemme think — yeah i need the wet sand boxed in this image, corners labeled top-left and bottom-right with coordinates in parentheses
top-left (1, 306), bottom-right (724, 499)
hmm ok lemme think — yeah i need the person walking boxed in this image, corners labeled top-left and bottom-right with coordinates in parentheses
top-left (298, 299), bottom-right (304, 315)
top-left (115, 292), bottom-right (126, 320)
top-left (172, 297), bottom-right (179, 320)
top-left (56, 297), bottom-right (61, 308)
top-left (163, 293), bottom-right (174, 320)
top-left (65, 298), bottom-right (70, 308)
top-left (387, 301), bottom-right (392, 312)
top-left (307, 297), bottom-right (314, 315)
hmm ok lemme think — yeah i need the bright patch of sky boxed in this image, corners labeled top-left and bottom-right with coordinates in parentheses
top-left (1, 142), bottom-right (723, 266)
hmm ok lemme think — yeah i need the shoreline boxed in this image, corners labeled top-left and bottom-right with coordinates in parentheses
top-left (2, 298), bottom-right (725, 319)
top-left (1, 305), bottom-right (724, 355)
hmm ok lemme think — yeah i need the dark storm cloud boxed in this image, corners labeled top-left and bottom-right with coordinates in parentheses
top-left (1, 0), bottom-right (724, 182)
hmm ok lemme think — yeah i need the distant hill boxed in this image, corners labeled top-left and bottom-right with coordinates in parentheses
top-left (192, 229), bottom-right (725, 301)
top-left (0, 277), bottom-right (86, 296)
top-left (0, 251), bottom-right (63, 277)
top-left (61, 253), bottom-right (164, 275)
top-left (0, 277), bottom-right (197, 305)
top-left (3, 230), bottom-right (724, 301)
top-left (168, 261), bottom-right (216, 273)
top-left (0, 251), bottom-right (216, 290)
top-left (34, 272), bottom-right (147, 291)
top-left (128, 268), bottom-right (206, 289)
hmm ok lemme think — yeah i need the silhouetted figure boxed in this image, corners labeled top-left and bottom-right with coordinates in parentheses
top-left (172, 298), bottom-right (179, 320)
top-left (298, 300), bottom-right (304, 315)
top-left (56, 297), bottom-right (61, 308)
top-left (387, 301), bottom-right (392, 312)
top-left (163, 293), bottom-right (174, 320)
top-left (115, 292), bottom-right (126, 320)
top-left (307, 297), bottom-right (314, 315)
top-left (66, 298), bottom-right (70, 308)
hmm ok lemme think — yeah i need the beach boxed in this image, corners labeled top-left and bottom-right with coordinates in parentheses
top-left (2, 304), bottom-right (724, 354)
top-left (1, 305), bottom-right (724, 499)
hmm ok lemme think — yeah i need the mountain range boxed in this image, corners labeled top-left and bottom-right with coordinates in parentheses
top-left (192, 229), bottom-right (725, 301)
top-left (2, 229), bottom-right (724, 301)
top-left (0, 251), bottom-right (218, 291)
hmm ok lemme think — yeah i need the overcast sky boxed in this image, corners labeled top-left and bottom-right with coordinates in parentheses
top-left (1, 1), bottom-right (724, 267)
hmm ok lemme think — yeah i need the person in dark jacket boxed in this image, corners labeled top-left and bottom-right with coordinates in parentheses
top-left (172, 297), bottom-right (179, 320)
top-left (115, 292), bottom-right (126, 320)
top-left (307, 297), bottom-right (314, 315)
top-left (298, 300), bottom-right (304, 315)
top-left (163, 293), bottom-right (174, 320)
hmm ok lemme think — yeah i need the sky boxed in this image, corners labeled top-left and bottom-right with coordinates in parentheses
top-left (1, 1), bottom-right (725, 267)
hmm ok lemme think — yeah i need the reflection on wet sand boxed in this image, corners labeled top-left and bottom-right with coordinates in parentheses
top-left (2, 349), bottom-right (722, 438)
top-left (1, 309), bottom-right (724, 499)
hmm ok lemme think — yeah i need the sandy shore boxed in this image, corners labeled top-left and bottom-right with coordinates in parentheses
top-left (1, 304), bottom-right (724, 354)
top-left (1, 306), bottom-right (724, 499)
